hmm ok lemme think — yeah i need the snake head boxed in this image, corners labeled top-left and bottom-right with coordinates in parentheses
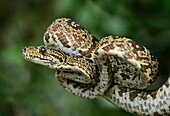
top-left (22, 46), bottom-right (66, 69)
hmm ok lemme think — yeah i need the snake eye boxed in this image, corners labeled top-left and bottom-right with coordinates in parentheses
top-left (39, 46), bottom-right (46, 54)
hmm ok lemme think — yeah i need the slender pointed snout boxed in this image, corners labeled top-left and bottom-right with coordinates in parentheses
top-left (22, 46), bottom-right (67, 69)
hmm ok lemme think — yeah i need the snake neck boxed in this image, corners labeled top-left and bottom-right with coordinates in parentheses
top-left (58, 56), bottom-right (98, 84)
top-left (22, 45), bottom-right (112, 98)
top-left (57, 58), bottom-right (112, 99)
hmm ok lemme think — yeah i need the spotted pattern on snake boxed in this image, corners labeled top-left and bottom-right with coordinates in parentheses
top-left (22, 18), bottom-right (170, 115)
top-left (44, 18), bottom-right (98, 59)
top-left (22, 46), bottom-right (111, 98)
top-left (44, 18), bottom-right (159, 90)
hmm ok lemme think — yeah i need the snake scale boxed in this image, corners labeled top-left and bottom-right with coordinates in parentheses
top-left (22, 18), bottom-right (170, 115)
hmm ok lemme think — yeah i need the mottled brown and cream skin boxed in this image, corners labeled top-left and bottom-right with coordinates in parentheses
top-left (22, 18), bottom-right (170, 115)
top-left (44, 18), bottom-right (159, 89)
top-left (96, 36), bottom-right (159, 89)
top-left (22, 46), bottom-right (111, 98)
top-left (43, 18), bottom-right (97, 59)
top-left (22, 45), bottom-right (170, 115)
top-left (104, 78), bottom-right (170, 115)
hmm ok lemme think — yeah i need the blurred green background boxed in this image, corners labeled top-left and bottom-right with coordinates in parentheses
top-left (0, 0), bottom-right (170, 116)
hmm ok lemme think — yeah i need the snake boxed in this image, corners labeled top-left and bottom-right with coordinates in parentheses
top-left (22, 18), bottom-right (170, 115)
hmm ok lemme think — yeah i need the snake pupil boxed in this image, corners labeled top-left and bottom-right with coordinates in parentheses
top-left (39, 46), bottom-right (46, 54)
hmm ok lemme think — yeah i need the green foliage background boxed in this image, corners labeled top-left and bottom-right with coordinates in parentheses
top-left (0, 0), bottom-right (170, 116)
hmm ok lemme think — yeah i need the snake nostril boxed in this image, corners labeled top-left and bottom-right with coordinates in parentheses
top-left (22, 48), bottom-right (26, 52)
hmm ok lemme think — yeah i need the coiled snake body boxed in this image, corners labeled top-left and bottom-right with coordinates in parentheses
top-left (22, 18), bottom-right (170, 115)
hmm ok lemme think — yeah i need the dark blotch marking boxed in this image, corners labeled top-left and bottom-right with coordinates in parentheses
top-left (102, 44), bottom-right (114, 52)
top-left (84, 41), bottom-right (98, 58)
top-left (118, 88), bottom-right (128, 97)
top-left (51, 34), bottom-right (57, 42)
top-left (160, 88), bottom-right (163, 92)
top-left (50, 53), bottom-right (65, 62)
top-left (150, 91), bottom-right (157, 99)
top-left (153, 112), bottom-right (161, 116)
top-left (55, 32), bottom-right (70, 48)
top-left (128, 39), bottom-right (145, 51)
top-left (77, 73), bottom-right (81, 76)
top-left (140, 94), bottom-right (148, 100)
top-left (44, 33), bottom-right (50, 43)
top-left (63, 71), bottom-right (74, 74)
top-left (67, 19), bottom-right (86, 31)
top-left (165, 81), bottom-right (169, 88)
top-left (164, 91), bottom-right (167, 97)
top-left (129, 91), bottom-right (139, 101)
top-left (51, 21), bottom-right (60, 32)
top-left (111, 36), bottom-right (120, 39)
top-left (65, 78), bottom-right (96, 93)
top-left (120, 73), bottom-right (130, 80)
top-left (56, 70), bottom-right (61, 74)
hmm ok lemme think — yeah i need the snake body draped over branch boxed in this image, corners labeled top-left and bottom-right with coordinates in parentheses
top-left (22, 18), bottom-right (170, 115)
